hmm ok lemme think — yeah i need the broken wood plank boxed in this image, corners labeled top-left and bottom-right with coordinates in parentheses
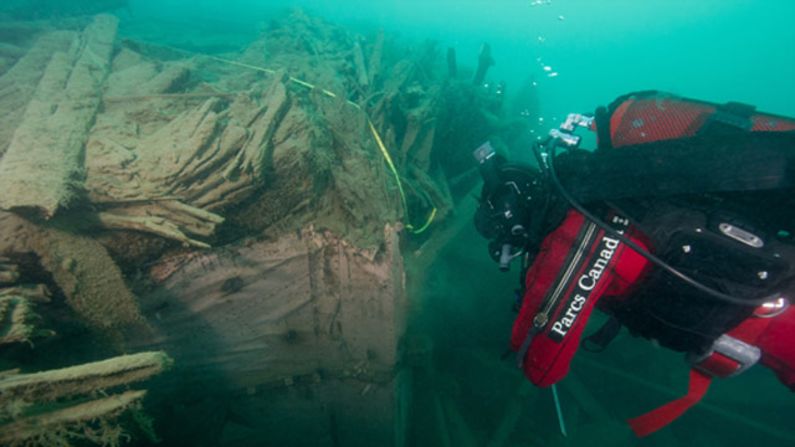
top-left (0, 31), bottom-right (76, 156)
top-left (442, 396), bottom-right (478, 447)
top-left (352, 40), bottom-right (369, 90)
top-left (559, 371), bottom-right (612, 422)
top-left (0, 351), bottom-right (171, 402)
top-left (0, 261), bottom-right (19, 285)
top-left (0, 295), bottom-right (41, 345)
top-left (0, 390), bottom-right (146, 445)
top-left (0, 15), bottom-right (117, 218)
top-left (0, 284), bottom-right (51, 303)
top-left (486, 380), bottom-right (535, 447)
top-left (473, 43), bottom-right (494, 86)
top-left (367, 31), bottom-right (384, 88)
top-left (446, 47), bottom-right (457, 78)
top-left (432, 394), bottom-right (452, 447)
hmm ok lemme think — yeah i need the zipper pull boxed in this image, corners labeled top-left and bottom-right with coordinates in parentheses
top-left (533, 312), bottom-right (549, 329)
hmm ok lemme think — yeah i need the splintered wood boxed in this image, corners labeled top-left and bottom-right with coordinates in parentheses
top-left (0, 257), bottom-right (52, 346)
top-left (0, 351), bottom-right (172, 446)
top-left (0, 10), bottom-right (464, 251)
top-left (0, 295), bottom-right (39, 346)
top-left (0, 351), bottom-right (172, 402)
top-left (85, 74), bottom-right (290, 247)
top-left (0, 390), bottom-right (146, 445)
top-left (0, 16), bottom-right (296, 248)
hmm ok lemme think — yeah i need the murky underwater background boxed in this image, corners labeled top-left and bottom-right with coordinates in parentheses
top-left (129, 0), bottom-right (795, 117)
top-left (0, 0), bottom-right (793, 446)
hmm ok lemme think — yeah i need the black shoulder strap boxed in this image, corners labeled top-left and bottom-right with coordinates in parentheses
top-left (594, 105), bottom-right (613, 150)
top-left (698, 101), bottom-right (756, 135)
top-left (555, 131), bottom-right (795, 203)
top-left (581, 316), bottom-right (622, 353)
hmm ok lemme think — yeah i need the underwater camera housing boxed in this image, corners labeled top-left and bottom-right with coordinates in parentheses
top-left (472, 115), bottom-right (592, 272)
top-left (473, 142), bottom-right (545, 271)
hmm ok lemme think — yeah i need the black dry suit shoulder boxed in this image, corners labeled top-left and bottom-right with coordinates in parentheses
top-left (539, 132), bottom-right (789, 308)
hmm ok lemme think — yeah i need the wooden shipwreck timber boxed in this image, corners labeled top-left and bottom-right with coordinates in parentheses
top-left (0, 9), bottom-right (524, 446)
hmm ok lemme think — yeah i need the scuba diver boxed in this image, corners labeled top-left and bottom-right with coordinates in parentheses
top-left (473, 91), bottom-right (795, 436)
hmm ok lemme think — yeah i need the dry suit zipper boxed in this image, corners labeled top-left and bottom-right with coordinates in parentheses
top-left (516, 221), bottom-right (598, 368)
top-left (533, 222), bottom-right (597, 329)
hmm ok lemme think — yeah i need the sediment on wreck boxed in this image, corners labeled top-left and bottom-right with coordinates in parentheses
top-left (0, 8), bottom-right (523, 446)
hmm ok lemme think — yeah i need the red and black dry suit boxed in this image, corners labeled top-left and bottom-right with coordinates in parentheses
top-left (508, 91), bottom-right (795, 437)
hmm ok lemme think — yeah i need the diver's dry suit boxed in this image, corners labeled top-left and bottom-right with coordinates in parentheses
top-left (474, 91), bottom-right (795, 436)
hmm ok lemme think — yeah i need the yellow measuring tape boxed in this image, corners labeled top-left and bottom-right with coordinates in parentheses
top-left (196, 53), bottom-right (436, 233)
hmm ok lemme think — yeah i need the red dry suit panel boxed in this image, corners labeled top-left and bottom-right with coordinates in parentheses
top-left (510, 210), bottom-right (650, 386)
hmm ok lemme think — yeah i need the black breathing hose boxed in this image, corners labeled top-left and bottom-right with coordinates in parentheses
top-left (539, 140), bottom-right (779, 307)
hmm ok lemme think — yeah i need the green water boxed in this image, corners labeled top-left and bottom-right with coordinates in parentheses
top-left (129, 0), bottom-right (795, 118)
top-left (1, 1), bottom-right (793, 446)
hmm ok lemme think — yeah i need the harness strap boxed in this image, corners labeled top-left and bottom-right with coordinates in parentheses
top-left (581, 316), bottom-right (622, 353)
top-left (515, 326), bottom-right (541, 369)
top-left (698, 101), bottom-right (756, 135)
top-left (555, 131), bottom-right (795, 203)
top-left (627, 369), bottom-right (712, 437)
top-left (627, 309), bottom-right (776, 437)
top-left (594, 105), bottom-right (613, 150)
